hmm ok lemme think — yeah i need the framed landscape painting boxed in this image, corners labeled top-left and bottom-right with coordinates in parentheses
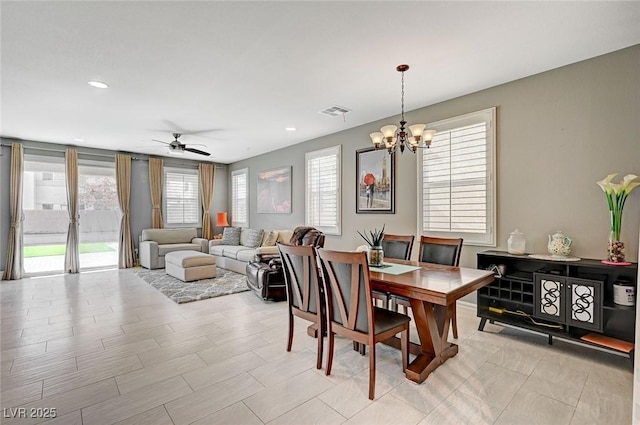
top-left (257, 166), bottom-right (292, 214)
top-left (356, 147), bottom-right (395, 214)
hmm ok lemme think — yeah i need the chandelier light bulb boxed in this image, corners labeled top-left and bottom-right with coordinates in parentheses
top-left (369, 132), bottom-right (384, 148)
top-left (380, 125), bottom-right (397, 139)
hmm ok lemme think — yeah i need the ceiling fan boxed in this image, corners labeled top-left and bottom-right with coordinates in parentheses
top-left (152, 133), bottom-right (211, 156)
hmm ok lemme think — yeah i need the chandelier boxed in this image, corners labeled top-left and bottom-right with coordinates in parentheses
top-left (369, 64), bottom-right (436, 154)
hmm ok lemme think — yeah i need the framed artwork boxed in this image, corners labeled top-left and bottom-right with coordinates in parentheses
top-left (257, 166), bottom-right (292, 214)
top-left (356, 147), bottom-right (395, 214)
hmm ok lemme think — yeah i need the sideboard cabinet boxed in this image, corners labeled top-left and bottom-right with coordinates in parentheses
top-left (477, 251), bottom-right (637, 358)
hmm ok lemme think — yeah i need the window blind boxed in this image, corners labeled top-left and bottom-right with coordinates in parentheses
top-left (419, 107), bottom-right (495, 246)
top-left (306, 145), bottom-right (341, 235)
top-left (231, 169), bottom-right (248, 228)
top-left (165, 171), bottom-right (199, 225)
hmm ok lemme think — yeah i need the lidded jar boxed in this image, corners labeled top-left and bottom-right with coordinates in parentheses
top-left (507, 229), bottom-right (526, 255)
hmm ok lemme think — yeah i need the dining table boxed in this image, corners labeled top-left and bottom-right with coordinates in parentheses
top-left (368, 258), bottom-right (495, 384)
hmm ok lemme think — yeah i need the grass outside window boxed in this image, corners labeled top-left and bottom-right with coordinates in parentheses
top-left (24, 243), bottom-right (115, 258)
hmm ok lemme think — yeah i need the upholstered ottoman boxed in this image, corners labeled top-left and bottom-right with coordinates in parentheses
top-left (165, 250), bottom-right (217, 282)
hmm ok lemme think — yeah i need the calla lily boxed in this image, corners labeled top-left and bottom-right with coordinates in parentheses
top-left (597, 173), bottom-right (640, 245)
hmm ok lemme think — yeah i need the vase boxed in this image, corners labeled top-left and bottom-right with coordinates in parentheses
top-left (607, 211), bottom-right (626, 263)
top-left (367, 245), bottom-right (384, 266)
top-left (608, 234), bottom-right (626, 263)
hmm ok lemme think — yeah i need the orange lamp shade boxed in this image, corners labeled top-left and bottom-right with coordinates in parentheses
top-left (216, 212), bottom-right (230, 227)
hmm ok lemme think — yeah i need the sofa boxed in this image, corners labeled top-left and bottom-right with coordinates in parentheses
top-left (246, 226), bottom-right (325, 300)
top-left (208, 228), bottom-right (293, 275)
top-left (139, 228), bottom-right (209, 269)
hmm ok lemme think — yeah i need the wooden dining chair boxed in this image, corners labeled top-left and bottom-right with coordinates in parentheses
top-left (278, 243), bottom-right (324, 369)
top-left (390, 236), bottom-right (463, 338)
top-left (381, 234), bottom-right (415, 261)
top-left (317, 248), bottom-right (410, 400)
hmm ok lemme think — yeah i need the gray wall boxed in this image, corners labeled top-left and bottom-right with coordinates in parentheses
top-left (230, 45), bottom-right (640, 268)
top-left (0, 140), bottom-right (228, 271)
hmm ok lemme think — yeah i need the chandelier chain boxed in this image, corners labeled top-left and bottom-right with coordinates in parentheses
top-left (400, 71), bottom-right (405, 121)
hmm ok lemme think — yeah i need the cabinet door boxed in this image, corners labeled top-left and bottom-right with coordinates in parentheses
top-left (534, 273), bottom-right (566, 323)
top-left (565, 278), bottom-right (603, 332)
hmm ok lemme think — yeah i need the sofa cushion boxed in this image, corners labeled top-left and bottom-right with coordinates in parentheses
top-left (277, 230), bottom-right (294, 244)
top-left (158, 243), bottom-right (203, 256)
top-left (165, 251), bottom-right (216, 268)
top-left (261, 230), bottom-right (279, 247)
top-left (209, 244), bottom-right (225, 256)
top-left (221, 227), bottom-right (241, 245)
top-left (236, 249), bottom-right (257, 262)
top-left (141, 228), bottom-right (197, 245)
top-left (244, 229), bottom-right (264, 248)
top-left (220, 245), bottom-right (255, 260)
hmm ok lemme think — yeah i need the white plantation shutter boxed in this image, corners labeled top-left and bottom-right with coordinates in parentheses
top-left (306, 145), bottom-right (341, 235)
top-left (164, 170), bottom-right (200, 226)
top-left (231, 168), bottom-right (248, 228)
top-left (419, 108), bottom-right (496, 246)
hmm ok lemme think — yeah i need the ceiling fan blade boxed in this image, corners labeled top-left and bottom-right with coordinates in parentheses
top-left (184, 147), bottom-right (211, 156)
top-left (185, 143), bottom-right (207, 148)
top-left (180, 128), bottom-right (224, 136)
top-left (152, 139), bottom-right (170, 145)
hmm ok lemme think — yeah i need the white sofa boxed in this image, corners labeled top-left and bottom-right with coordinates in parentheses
top-left (209, 228), bottom-right (293, 275)
top-left (139, 228), bottom-right (209, 269)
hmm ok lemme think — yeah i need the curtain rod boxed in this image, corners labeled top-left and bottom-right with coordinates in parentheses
top-left (0, 142), bottom-right (226, 168)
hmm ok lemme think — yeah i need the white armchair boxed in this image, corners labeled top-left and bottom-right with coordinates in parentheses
top-left (139, 228), bottom-right (208, 269)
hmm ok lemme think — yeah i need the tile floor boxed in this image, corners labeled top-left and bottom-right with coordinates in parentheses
top-left (0, 268), bottom-right (634, 425)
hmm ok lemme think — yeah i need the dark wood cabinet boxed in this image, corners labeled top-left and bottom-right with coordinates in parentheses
top-left (477, 251), bottom-right (636, 358)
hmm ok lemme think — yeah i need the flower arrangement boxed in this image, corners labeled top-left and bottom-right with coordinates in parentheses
top-left (597, 173), bottom-right (639, 262)
top-left (357, 225), bottom-right (385, 247)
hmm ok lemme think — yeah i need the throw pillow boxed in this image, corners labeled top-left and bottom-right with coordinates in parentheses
top-left (261, 230), bottom-right (279, 247)
top-left (220, 227), bottom-right (241, 246)
top-left (244, 228), bottom-right (264, 248)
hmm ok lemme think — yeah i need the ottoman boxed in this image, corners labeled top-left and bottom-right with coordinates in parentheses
top-left (165, 250), bottom-right (217, 282)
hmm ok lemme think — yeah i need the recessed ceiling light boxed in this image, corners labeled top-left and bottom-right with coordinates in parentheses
top-left (285, 127), bottom-right (296, 132)
top-left (74, 138), bottom-right (84, 142)
top-left (88, 81), bottom-right (109, 89)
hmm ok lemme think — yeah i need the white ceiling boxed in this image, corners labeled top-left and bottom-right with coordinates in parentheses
top-left (2, 1), bottom-right (639, 164)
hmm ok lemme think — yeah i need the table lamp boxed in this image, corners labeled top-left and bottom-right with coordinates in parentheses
top-left (215, 212), bottom-right (229, 239)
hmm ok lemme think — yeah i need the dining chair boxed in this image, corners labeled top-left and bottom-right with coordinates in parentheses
top-left (381, 234), bottom-right (415, 261)
top-left (317, 248), bottom-right (410, 400)
top-left (278, 243), bottom-right (324, 369)
top-left (389, 236), bottom-right (463, 338)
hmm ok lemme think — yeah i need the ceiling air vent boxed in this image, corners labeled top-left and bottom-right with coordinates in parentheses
top-left (319, 105), bottom-right (351, 117)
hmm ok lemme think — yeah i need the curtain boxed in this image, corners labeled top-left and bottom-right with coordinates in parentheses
top-left (199, 163), bottom-right (215, 239)
top-left (2, 143), bottom-right (24, 280)
top-left (148, 157), bottom-right (163, 228)
top-left (116, 154), bottom-right (135, 268)
top-left (64, 149), bottom-right (80, 273)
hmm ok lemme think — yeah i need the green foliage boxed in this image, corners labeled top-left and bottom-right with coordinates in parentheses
top-left (24, 243), bottom-right (115, 258)
top-left (357, 224), bottom-right (385, 246)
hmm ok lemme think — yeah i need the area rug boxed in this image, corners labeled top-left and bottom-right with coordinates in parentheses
top-left (134, 267), bottom-right (249, 304)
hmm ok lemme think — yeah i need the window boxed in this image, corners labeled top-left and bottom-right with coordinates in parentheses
top-left (418, 107), bottom-right (496, 246)
top-left (306, 145), bottom-right (341, 235)
top-left (163, 168), bottom-right (201, 227)
top-left (231, 168), bottom-right (248, 228)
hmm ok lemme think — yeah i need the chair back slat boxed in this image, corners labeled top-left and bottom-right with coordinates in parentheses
top-left (418, 236), bottom-right (463, 266)
top-left (279, 243), bottom-right (320, 314)
top-left (318, 249), bottom-right (372, 334)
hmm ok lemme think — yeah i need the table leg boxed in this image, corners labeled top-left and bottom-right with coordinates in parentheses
top-left (405, 299), bottom-right (458, 383)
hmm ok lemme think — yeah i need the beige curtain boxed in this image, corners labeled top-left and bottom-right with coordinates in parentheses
top-left (64, 149), bottom-right (80, 273)
top-left (199, 163), bottom-right (215, 239)
top-left (116, 154), bottom-right (135, 268)
top-left (2, 143), bottom-right (24, 280)
top-left (148, 157), bottom-right (163, 228)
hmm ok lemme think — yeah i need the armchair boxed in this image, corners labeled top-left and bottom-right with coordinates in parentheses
top-left (246, 226), bottom-right (325, 300)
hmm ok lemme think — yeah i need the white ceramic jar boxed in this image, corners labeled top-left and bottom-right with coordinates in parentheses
top-left (507, 229), bottom-right (526, 255)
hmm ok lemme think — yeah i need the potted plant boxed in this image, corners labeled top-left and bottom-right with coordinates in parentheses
top-left (358, 225), bottom-right (385, 266)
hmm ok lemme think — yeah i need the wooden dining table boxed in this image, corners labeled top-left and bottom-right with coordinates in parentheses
top-left (369, 259), bottom-right (495, 384)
